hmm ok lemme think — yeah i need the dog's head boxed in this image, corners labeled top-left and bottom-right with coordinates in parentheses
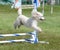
top-left (32, 9), bottom-right (45, 21)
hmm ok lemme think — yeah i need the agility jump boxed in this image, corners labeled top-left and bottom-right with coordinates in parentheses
top-left (0, 31), bottom-right (49, 44)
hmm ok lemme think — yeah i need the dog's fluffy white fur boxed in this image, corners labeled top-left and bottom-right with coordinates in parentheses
top-left (14, 9), bottom-right (45, 33)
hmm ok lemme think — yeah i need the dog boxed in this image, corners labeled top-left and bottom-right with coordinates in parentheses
top-left (14, 9), bottom-right (45, 33)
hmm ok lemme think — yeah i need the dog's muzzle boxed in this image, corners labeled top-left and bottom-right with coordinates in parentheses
top-left (40, 16), bottom-right (45, 20)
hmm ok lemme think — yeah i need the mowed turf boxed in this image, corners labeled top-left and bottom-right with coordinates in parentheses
top-left (0, 5), bottom-right (60, 50)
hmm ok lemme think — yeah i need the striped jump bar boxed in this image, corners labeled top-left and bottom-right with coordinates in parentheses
top-left (0, 33), bottom-right (32, 37)
top-left (0, 39), bottom-right (36, 44)
top-left (0, 39), bottom-right (49, 44)
top-left (0, 39), bottom-right (29, 43)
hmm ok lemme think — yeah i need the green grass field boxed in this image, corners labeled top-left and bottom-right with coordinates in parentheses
top-left (0, 5), bottom-right (60, 50)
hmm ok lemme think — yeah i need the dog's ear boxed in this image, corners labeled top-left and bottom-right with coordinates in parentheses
top-left (31, 9), bottom-right (37, 17)
top-left (32, 12), bottom-right (37, 17)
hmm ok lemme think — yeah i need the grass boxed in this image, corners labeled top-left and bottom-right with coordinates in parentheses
top-left (0, 5), bottom-right (60, 50)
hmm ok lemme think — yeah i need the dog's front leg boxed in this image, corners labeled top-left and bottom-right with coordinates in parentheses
top-left (32, 26), bottom-right (42, 33)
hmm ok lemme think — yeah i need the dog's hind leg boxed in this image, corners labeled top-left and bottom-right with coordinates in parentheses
top-left (14, 18), bottom-right (21, 29)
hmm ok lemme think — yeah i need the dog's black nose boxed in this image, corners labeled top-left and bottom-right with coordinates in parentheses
top-left (40, 17), bottom-right (45, 21)
top-left (40, 19), bottom-right (44, 20)
top-left (40, 18), bottom-right (45, 21)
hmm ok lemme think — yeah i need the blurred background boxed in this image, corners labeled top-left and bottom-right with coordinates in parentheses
top-left (0, 0), bottom-right (60, 5)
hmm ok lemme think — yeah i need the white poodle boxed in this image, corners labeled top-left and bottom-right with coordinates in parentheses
top-left (14, 9), bottom-right (45, 33)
